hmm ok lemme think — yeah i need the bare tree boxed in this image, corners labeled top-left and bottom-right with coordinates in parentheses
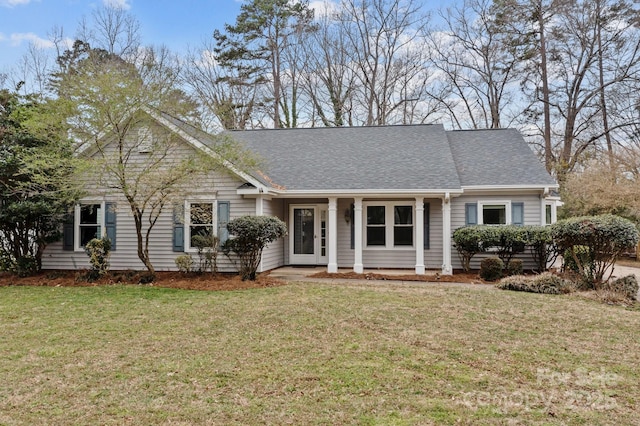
top-left (426, 0), bottom-right (521, 129)
top-left (76, 3), bottom-right (141, 59)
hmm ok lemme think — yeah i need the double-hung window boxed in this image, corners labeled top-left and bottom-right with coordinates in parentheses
top-left (365, 203), bottom-right (414, 248)
top-left (186, 201), bottom-right (215, 250)
top-left (366, 206), bottom-right (386, 246)
top-left (78, 204), bottom-right (102, 247)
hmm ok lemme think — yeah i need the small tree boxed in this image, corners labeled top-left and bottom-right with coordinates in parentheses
top-left (551, 214), bottom-right (639, 287)
top-left (191, 233), bottom-right (219, 273)
top-left (222, 215), bottom-right (287, 280)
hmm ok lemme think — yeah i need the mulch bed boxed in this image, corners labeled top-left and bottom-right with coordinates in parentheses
top-left (0, 270), bottom-right (285, 291)
top-left (309, 270), bottom-right (488, 285)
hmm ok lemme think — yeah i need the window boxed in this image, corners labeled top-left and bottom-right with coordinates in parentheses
top-left (365, 203), bottom-right (414, 248)
top-left (66, 201), bottom-right (117, 251)
top-left (546, 204), bottom-right (552, 225)
top-left (187, 202), bottom-right (215, 250)
top-left (394, 205), bottom-right (413, 246)
top-left (482, 204), bottom-right (507, 225)
top-left (366, 206), bottom-right (386, 246)
top-left (79, 204), bottom-right (102, 247)
top-left (467, 201), bottom-right (524, 225)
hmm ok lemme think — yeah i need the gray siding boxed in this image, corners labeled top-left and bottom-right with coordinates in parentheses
top-left (450, 193), bottom-right (543, 270)
top-left (42, 121), bottom-right (255, 272)
top-left (260, 198), bottom-right (285, 271)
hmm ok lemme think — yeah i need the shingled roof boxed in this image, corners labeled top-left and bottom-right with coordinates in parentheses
top-left (228, 125), bottom-right (556, 192)
top-left (151, 109), bottom-right (556, 193)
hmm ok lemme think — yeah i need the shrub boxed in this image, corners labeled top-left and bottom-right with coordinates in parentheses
top-left (452, 226), bottom-right (488, 272)
top-left (175, 254), bottom-right (194, 273)
top-left (191, 233), bottom-right (219, 273)
top-left (222, 215), bottom-right (287, 280)
top-left (497, 272), bottom-right (574, 295)
top-left (562, 245), bottom-right (591, 274)
top-left (524, 226), bottom-right (559, 272)
top-left (84, 237), bottom-right (111, 281)
top-left (551, 214), bottom-right (639, 287)
top-left (605, 275), bottom-right (638, 301)
top-left (491, 225), bottom-right (527, 268)
top-left (506, 258), bottom-right (523, 276)
top-left (479, 256), bottom-right (504, 281)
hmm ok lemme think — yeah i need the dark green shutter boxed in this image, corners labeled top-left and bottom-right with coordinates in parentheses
top-left (217, 201), bottom-right (230, 244)
top-left (62, 211), bottom-right (74, 251)
top-left (465, 203), bottom-right (478, 225)
top-left (172, 205), bottom-right (184, 252)
top-left (423, 203), bottom-right (430, 249)
top-left (105, 202), bottom-right (117, 250)
top-left (512, 202), bottom-right (524, 226)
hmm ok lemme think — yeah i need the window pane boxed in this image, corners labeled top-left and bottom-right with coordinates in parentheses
top-left (394, 206), bottom-right (412, 225)
top-left (394, 227), bottom-right (413, 246)
top-left (191, 203), bottom-right (213, 225)
top-left (367, 206), bottom-right (385, 225)
top-left (367, 227), bottom-right (386, 246)
top-left (483, 205), bottom-right (506, 225)
top-left (80, 204), bottom-right (100, 224)
top-left (294, 208), bottom-right (314, 255)
top-left (546, 205), bottom-right (552, 225)
top-left (80, 226), bottom-right (99, 246)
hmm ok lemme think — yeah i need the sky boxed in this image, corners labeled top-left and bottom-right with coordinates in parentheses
top-left (0, 0), bottom-right (245, 72)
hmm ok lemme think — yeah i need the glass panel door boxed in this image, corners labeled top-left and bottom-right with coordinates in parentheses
top-left (293, 207), bottom-right (315, 257)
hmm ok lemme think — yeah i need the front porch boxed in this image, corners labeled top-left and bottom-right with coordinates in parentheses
top-left (272, 195), bottom-right (455, 275)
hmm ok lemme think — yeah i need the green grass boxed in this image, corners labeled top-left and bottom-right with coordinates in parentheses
top-left (1, 282), bottom-right (639, 425)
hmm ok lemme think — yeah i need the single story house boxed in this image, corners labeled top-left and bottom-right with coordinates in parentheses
top-left (42, 109), bottom-right (559, 274)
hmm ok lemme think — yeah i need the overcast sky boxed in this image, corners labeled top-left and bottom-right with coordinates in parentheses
top-left (0, 0), bottom-right (246, 72)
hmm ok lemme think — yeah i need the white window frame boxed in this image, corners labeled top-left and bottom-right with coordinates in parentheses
top-left (477, 200), bottom-right (512, 225)
top-left (74, 200), bottom-right (106, 252)
top-left (184, 198), bottom-right (217, 252)
top-left (545, 201), bottom-right (557, 225)
top-left (363, 201), bottom-right (415, 250)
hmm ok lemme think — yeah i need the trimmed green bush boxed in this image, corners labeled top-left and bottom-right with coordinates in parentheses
top-left (551, 214), bottom-right (639, 287)
top-left (479, 256), bottom-right (504, 281)
top-left (506, 258), bottom-right (523, 276)
top-left (452, 226), bottom-right (486, 272)
top-left (524, 225), bottom-right (559, 272)
top-left (222, 215), bottom-right (287, 280)
top-left (497, 272), bottom-right (573, 295)
top-left (563, 245), bottom-right (591, 274)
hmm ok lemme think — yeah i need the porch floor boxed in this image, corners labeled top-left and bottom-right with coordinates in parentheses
top-left (268, 266), bottom-right (440, 281)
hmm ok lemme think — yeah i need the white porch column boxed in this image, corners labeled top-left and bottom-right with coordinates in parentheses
top-left (442, 193), bottom-right (453, 275)
top-left (415, 197), bottom-right (425, 274)
top-left (256, 195), bottom-right (264, 272)
top-left (353, 197), bottom-right (363, 273)
top-left (328, 197), bottom-right (338, 273)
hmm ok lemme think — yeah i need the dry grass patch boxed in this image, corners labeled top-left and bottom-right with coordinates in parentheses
top-left (1, 282), bottom-right (639, 425)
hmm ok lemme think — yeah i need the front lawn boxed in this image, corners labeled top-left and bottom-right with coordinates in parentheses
top-left (1, 282), bottom-right (638, 425)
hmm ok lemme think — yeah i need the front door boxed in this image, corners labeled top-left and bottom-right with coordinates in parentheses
top-left (290, 205), bottom-right (328, 265)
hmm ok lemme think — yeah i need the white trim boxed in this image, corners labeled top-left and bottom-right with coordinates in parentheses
top-left (184, 198), bottom-right (217, 253)
top-left (442, 194), bottom-right (452, 275)
top-left (477, 200), bottom-right (512, 225)
top-left (362, 201), bottom-right (416, 250)
top-left (415, 197), bottom-right (425, 275)
top-left (328, 198), bottom-right (338, 273)
top-left (462, 184), bottom-right (558, 191)
top-left (353, 197), bottom-right (363, 273)
top-left (271, 189), bottom-right (464, 198)
top-left (74, 201), bottom-right (106, 252)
